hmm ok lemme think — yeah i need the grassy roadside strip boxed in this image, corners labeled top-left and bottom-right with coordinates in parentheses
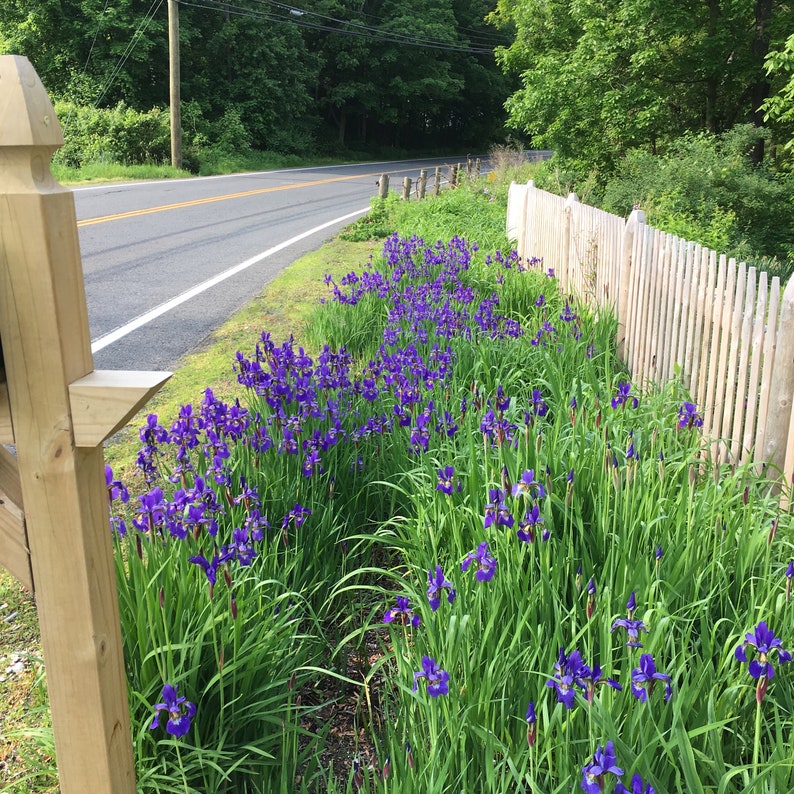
top-left (0, 235), bottom-right (382, 794)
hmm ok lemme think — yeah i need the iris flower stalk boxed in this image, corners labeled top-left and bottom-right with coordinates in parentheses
top-left (735, 621), bottom-right (791, 773)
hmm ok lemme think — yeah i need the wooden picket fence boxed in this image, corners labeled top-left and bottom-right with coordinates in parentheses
top-left (507, 181), bottom-right (794, 499)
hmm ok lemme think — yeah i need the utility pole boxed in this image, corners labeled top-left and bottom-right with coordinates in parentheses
top-left (168, 0), bottom-right (182, 169)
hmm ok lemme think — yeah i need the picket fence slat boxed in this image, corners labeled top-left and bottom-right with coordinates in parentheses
top-left (744, 272), bottom-right (768, 462)
top-left (506, 182), bottom-right (794, 497)
top-left (731, 267), bottom-right (756, 464)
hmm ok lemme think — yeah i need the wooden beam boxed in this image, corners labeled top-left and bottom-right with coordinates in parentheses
top-left (69, 369), bottom-right (171, 447)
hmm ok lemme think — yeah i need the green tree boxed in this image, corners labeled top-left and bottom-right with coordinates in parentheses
top-left (490, 0), bottom-right (791, 173)
top-left (763, 33), bottom-right (794, 153)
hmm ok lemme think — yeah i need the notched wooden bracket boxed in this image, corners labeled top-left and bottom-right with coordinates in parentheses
top-left (68, 369), bottom-right (172, 448)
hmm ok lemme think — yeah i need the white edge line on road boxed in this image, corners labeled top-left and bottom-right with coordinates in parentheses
top-left (90, 206), bottom-right (369, 354)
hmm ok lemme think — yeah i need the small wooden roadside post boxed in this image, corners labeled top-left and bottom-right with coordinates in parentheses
top-left (417, 169), bottom-right (427, 199)
top-left (378, 173), bottom-right (389, 199)
top-left (0, 55), bottom-right (171, 793)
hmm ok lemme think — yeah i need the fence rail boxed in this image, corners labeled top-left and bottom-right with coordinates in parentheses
top-left (507, 181), bottom-right (794, 500)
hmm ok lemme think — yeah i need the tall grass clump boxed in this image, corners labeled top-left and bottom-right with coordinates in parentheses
top-left (104, 180), bottom-right (792, 793)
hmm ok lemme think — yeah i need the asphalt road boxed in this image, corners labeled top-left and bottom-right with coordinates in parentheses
top-left (75, 157), bottom-right (482, 373)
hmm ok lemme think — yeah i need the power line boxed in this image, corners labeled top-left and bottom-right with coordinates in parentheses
top-left (176, 0), bottom-right (497, 55)
top-left (249, 0), bottom-right (508, 48)
top-left (94, 0), bottom-right (166, 107)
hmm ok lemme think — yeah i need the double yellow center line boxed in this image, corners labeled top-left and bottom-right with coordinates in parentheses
top-left (76, 167), bottom-right (409, 227)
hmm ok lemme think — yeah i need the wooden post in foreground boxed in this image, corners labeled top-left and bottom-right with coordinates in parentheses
top-left (0, 55), bottom-right (171, 793)
top-left (433, 166), bottom-right (441, 196)
top-left (402, 176), bottom-right (412, 200)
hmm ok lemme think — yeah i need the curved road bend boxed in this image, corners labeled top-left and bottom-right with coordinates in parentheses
top-left (75, 157), bottom-right (481, 372)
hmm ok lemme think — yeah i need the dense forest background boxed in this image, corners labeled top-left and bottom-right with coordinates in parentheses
top-left (1, 1), bottom-right (793, 269)
top-left (0, 0), bottom-right (516, 157)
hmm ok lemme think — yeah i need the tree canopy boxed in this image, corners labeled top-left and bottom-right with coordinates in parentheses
top-left (0, 0), bottom-right (514, 155)
top-left (489, 0), bottom-right (793, 171)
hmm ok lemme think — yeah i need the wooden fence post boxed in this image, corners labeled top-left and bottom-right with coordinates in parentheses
top-left (0, 55), bottom-right (170, 793)
top-left (763, 275), bottom-right (794, 494)
top-left (417, 169), bottom-right (427, 199)
top-left (560, 193), bottom-right (579, 293)
top-left (617, 208), bottom-right (645, 361)
top-left (402, 176), bottom-right (412, 200)
top-left (378, 173), bottom-right (389, 199)
top-left (433, 166), bottom-right (441, 196)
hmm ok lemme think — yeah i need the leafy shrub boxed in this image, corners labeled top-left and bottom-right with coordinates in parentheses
top-left (600, 125), bottom-right (794, 276)
top-left (53, 101), bottom-right (170, 168)
top-left (339, 196), bottom-right (400, 242)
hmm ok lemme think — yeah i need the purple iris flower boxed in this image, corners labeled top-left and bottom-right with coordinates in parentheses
top-left (678, 401), bottom-right (704, 430)
top-left (546, 648), bottom-right (586, 709)
top-left (484, 488), bottom-right (513, 529)
top-left (436, 466), bottom-right (458, 495)
top-left (611, 380), bottom-right (639, 410)
top-left (616, 774), bottom-right (656, 794)
top-left (426, 566), bottom-right (456, 611)
top-left (735, 621), bottom-right (791, 702)
top-left (581, 741), bottom-right (624, 794)
top-left (517, 504), bottom-right (544, 543)
top-left (630, 654), bottom-right (672, 703)
top-left (383, 596), bottom-right (420, 628)
top-left (189, 550), bottom-right (221, 596)
top-left (611, 591), bottom-right (648, 647)
top-left (787, 560), bottom-right (794, 603)
top-left (221, 527), bottom-right (257, 566)
top-left (149, 684), bottom-right (196, 737)
top-left (412, 655), bottom-right (449, 697)
top-left (105, 465), bottom-right (129, 503)
top-left (530, 389), bottom-right (548, 418)
top-left (511, 469), bottom-right (546, 500)
top-left (525, 701), bottom-right (537, 747)
top-left (578, 662), bottom-right (623, 703)
top-left (461, 542), bottom-right (497, 582)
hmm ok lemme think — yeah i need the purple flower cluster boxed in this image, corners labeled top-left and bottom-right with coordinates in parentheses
top-left (580, 742), bottom-right (656, 793)
top-left (546, 648), bottom-right (621, 709)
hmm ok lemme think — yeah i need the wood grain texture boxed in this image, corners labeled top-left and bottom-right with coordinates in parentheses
top-left (0, 55), bottom-right (138, 794)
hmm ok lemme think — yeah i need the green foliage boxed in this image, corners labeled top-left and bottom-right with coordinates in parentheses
top-left (391, 179), bottom-right (513, 253)
top-left (1, 0), bottom-right (512, 158)
top-left (763, 33), bottom-right (794, 155)
top-left (600, 126), bottom-right (794, 276)
top-left (339, 196), bottom-right (400, 242)
top-left (492, 0), bottom-right (790, 173)
top-left (52, 100), bottom-right (170, 168)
